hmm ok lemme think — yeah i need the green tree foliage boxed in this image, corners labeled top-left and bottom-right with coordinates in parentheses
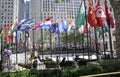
top-left (61, 32), bottom-right (83, 44)
top-left (55, 0), bottom-right (60, 3)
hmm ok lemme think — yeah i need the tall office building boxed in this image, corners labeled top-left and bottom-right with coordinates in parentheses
top-left (25, 1), bottom-right (30, 19)
top-left (0, 0), bottom-right (25, 45)
top-left (29, 0), bottom-right (81, 48)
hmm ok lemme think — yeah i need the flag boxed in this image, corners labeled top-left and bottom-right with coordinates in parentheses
top-left (96, 24), bottom-right (108, 36)
top-left (0, 24), bottom-right (3, 36)
top-left (22, 19), bottom-right (34, 26)
top-left (78, 23), bottom-right (90, 34)
top-left (59, 20), bottom-right (68, 33)
top-left (83, 23), bottom-right (90, 33)
top-left (56, 26), bottom-right (60, 35)
top-left (96, 0), bottom-right (106, 27)
top-left (8, 18), bottom-right (18, 35)
top-left (88, 0), bottom-right (97, 27)
top-left (18, 18), bottom-right (27, 25)
top-left (7, 35), bottom-right (13, 43)
top-left (78, 25), bottom-right (84, 33)
top-left (15, 32), bottom-right (20, 45)
top-left (75, 1), bottom-right (85, 28)
top-left (17, 25), bottom-right (33, 31)
top-left (68, 19), bottom-right (75, 31)
top-left (32, 21), bottom-right (43, 30)
top-left (50, 23), bottom-right (58, 33)
top-left (105, 0), bottom-right (115, 28)
top-left (42, 17), bottom-right (52, 28)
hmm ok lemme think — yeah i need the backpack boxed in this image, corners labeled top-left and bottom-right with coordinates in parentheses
top-left (33, 60), bottom-right (38, 68)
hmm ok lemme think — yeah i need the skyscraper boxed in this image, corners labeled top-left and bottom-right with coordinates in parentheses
top-left (0, 0), bottom-right (25, 45)
top-left (29, 0), bottom-right (81, 48)
top-left (25, 1), bottom-right (30, 19)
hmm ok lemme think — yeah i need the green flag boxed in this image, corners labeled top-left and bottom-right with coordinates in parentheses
top-left (96, 24), bottom-right (109, 37)
top-left (75, 1), bottom-right (85, 28)
top-left (0, 24), bottom-right (3, 36)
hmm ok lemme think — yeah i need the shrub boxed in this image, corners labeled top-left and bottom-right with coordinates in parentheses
top-left (100, 59), bottom-right (120, 72)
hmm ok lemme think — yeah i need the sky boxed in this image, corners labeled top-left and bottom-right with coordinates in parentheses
top-left (24, 0), bottom-right (30, 2)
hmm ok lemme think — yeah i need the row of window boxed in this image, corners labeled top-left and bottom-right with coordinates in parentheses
top-left (1, 21), bottom-right (13, 23)
top-left (2, 5), bottom-right (13, 8)
top-left (1, 2), bottom-right (13, 5)
top-left (1, 12), bottom-right (13, 15)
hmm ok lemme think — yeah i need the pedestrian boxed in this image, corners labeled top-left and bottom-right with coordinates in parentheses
top-left (74, 55), bottom-right (79, 67)
top-left (60, 57), bottom-right (66, 67)
top-left (32, 57), bottom-right (38, 69)
top-left (56, 56), bottom-right (60, 68)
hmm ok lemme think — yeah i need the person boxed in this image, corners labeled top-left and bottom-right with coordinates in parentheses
top-left (38, 55), bottom-right (42, 62)
top-left (60, 57), bottom-right (66, 67)
top-left (74, 55), bottom-right (79, 67)
top-left (32, 57), bottom-right (38, 69)
top-left (56, 56), bottom-right (60, 68)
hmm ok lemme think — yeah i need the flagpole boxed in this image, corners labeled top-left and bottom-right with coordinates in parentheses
top-left (101, 27), bottom-right (106, 58)
top-left (94, 28), bottom-right (99, 60)
top-left (74, 28), bottom-right (76, 57)
top-left (89, 29), bottom-right (92, 59)
top-left (0, 34), bottom-right (3, 70)
top-left (32, 29), bottom-right (35, 56)
top-left (108, 19), bottom-right (113, 59)
top-left (82, 33), bottom-right (85, 59)
top-left (25, 31), bottom-right (27, 64)
top-left (49, 29), bottom-right (52, 60)
top-left (106, 6), bottom-right (114, 59)
top-left (66, 31), bottom-right (68, 60)
top-left (41, 28), bottom-right (44, 59)
top-left (84, 0), bottom-right (90, 60)
top-left (15, 30), bottom-right (18, 64)
top-left (0, 16), bottom-right (3, 71)
top-left (58, 33), bottom-right (60, 57)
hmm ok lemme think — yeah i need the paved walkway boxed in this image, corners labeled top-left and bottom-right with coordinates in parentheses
top-left (2, 63), bottom-right (46, 73)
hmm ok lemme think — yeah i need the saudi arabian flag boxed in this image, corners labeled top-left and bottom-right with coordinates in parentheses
top-left (75, 1), bottom-right (85, 28)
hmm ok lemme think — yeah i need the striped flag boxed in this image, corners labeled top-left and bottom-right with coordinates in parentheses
top-left (68, 19), bottom-right (75, 31)
top-left (42, 18), bottom-right (52, 28)
top-left (8, 18), bottom-right (18, 35)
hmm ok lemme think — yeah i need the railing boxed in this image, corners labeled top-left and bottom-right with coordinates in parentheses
top-left (80, 71), bottom-right (120, 77)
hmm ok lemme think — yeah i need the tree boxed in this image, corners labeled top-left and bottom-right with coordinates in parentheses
top-left (61, 32), bottom-right (83, 44)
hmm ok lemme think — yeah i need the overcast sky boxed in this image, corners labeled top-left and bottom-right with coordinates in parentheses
top-left (24, 0), bottom-right (30, 2)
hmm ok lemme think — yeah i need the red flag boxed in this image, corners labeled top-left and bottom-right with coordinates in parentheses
top-left (45, 17), bottom-right (51, 21)
top-left (96, 0), bottom-right (106, 27)
top-left (83, 23), bottom-right (90, 34)
top-left (88, 0), bottom-right (97, 27)
top-left (105, 0), bottom-right (115, 28)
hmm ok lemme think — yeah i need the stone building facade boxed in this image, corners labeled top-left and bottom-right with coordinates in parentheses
top-left (110, 0), bottom-right (120, 58)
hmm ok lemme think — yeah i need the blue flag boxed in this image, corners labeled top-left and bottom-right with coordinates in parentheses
top-left (18, 18), bottom-right (28, 24)
top-left (22, 19), bottom-right (34, 25)
top-left (50, 23), bottom-right (58, 33)
top-left (59, 20), bottom-right (68, 33)
top-left (56, 24), bottom-right (60, 35)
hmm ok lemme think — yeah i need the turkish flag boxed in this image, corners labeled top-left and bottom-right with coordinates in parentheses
top-left (105, 0), bottom-right (115, 28)
top-left (88, 0), bottom-right (97, 27)
top-left (96, 0), bottom-right (106, 27)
